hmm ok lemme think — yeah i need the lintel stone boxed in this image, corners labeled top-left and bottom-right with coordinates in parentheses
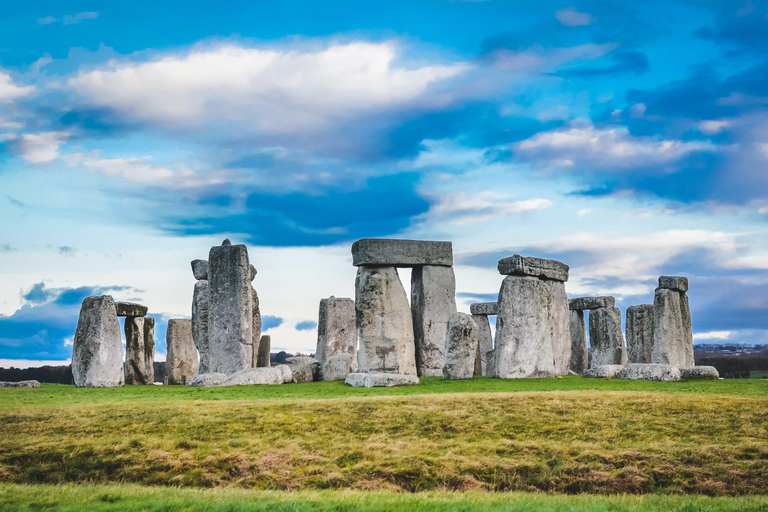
top-left (569, 296), bottom-right (615, 310)
top-left (497, 254), bottom-right (569, 282)
top-left (470, 302), bottom-right (498, 316)
top-left (352, 238), bottom-right (453, 267)
top-left (658, 276), bottom-right (689, 293)
top-left (115, 301), bottom-right (148, 317)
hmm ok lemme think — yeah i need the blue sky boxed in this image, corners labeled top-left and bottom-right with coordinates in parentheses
top-left (2, 0), bottom-right (768, 364)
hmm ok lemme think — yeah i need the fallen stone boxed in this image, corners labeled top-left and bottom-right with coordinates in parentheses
top-left (192, 280), bottom-right (210, 373)
top-left (322, 353), bottom-right (358, 381)
top-left (191, 259), bottom-right (209, 280)
top-left (257, 335), bottom-right (271, 367)
top-left (284, 356), bottom-right (321, 381)
top-left (72, 295), bottom-right (124, 388)
top-left (315, 297), bottom-right (357, 366)
top-left (345, 372), bottom-right (419, 387)
top-left (652, 286), bottom-right (694, 368)
top-left (469, 302), bottom-right (498, 316)
top-left (166, 319), bottom-right (199, 385)
top-left (412, 265), bottom-right (457, 377)
top-left (626, 304), bottom-right (654, 364)
top-left (497, 255), bottom-right (569, 282)
top-left (351, 238), bottom-right (453, 267)
top-left (589, 307), bottom-right (627, 367)
top-left (585, 365), bottom-right (624, 378)
top-left (0, 380), bottom-right (40, 388)
top-left (616, 363), bottom-right (681, 382)
top-left (124, 316), bottom-right (154, 385)
top-left (285, 363), bottom-right (314, 383)
top-left (658, 276), bottom-right (689, 293)
top-left (569, 310), bottom-right (588, 375)
top-left (679, 366), bottom-right (720, 380)
top-left (471, 314), bottom-right (493, 376)
top-left (442, 313), bottom-right (479, 380)
top-left (569, 296), bottom-right (615, 310)
top-left (187, 373), bottom-right (228, 387)
top-left (115, 301), bottom-right (148, 317)
top-left (219, 365), bottom-right (292, 386)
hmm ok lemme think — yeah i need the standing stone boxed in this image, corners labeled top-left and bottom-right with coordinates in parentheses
top-left (471, 314), bottom-right (493, 376)
top-left (355, 266), bottom-right (416, 375)
top-left (486, 349), bottom-right (495, 377)
top-left (652, 277), bottom-right (694, 368)
top-left (315, 297), bottom-right (357, 366)
top-left (257, 334), bottom-right (271, 367)
top-left (72, 295), bottom-right (124, 388)
top-left (626, 304), bottom-right (654, 363)
top-left (251, 286), bottom-right (262, 367)
top-left (192, 280), bottom-right (210, 374)
top-left (208, 240), bottom-right (253, 375)
top-left (589, 307), bottom-right (627, 367)
top-left (166, 319), bottom-right (198, 385)
top-left (442, 313), bottom-right (479, 380)
top-left (411, 265), bottom-right (457, 377)
top-left (124, 316), bottom-right (154, 385)
top-left (569, 309), bottom-right (588, 375)
top-left (545, 280), bottom-right (571, 374)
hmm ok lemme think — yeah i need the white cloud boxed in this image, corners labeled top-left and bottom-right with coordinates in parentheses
top-left (0, 72), bottom-right (35, 102)
top-left (62, 12), bottom-right (99, 25)
top-left (427, 192), bottom-right (552, 224)
top-left (37, 16), bottom-right (57, 25)
top-left (699, 119), bottom-right (732, 135)
top-left (84, 157), bottom-right (177, 183)
top-left (629, 103), bottom-right (646, 118)
top-left (694, 331), bottom-right (732, 340)
top-left (555, 8), bottom-right (594, 27)
top-left (491, 43), bottom-right (616, 72)
top-left (68, 42), bottom-right (469, 134)
top-left (14, 132), bottom-right (69, 164)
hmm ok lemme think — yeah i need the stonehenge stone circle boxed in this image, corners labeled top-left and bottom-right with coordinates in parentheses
top-left (345, 372), bottom-right (419, 388)
top-left (315, 296), bottom-right (357, 366)
top-left (208, 239), bottom-right (254, 375)
top-left (442, 312), bottom-right (479, 380)
top-left (470, 302), bottom-right (498, 316)
top-left (626, 304), bottom-right (654, 363)
top-left (192, 279), bottom-right (210, 373)
top-left (497, 254), bottom-right (569, 282)
top-left (322, 353), bottom-right (358, 381)
top-left (679, 366), bottom-right (719, 379)
top-left (115, 301), bottom-right (149, 317)
top-left (256, 334), bottom-right (271, 367)
top-left (411, 265), bottom-right (457, 377)
top-left (652, 276), bottom-right (694, 368)
top-left (124, 316), bottom-right (155, 385)
top-left (166, 319), bottom-right (199, 385)
top-left (589, 306), bottom-right (627, 367)
top-left (616, 363), bottom-right (681, 382)
top-left (585, 365), bottom-right (624, 378)
top-left (471, 313), bottom-right (493, 376)
top-left (568, 309), bottom-right (588, 375)
top-left (72, 295), bottom-right (124, 388)
top-left (352, 238), bottom-right (452, 267)
top-left (568, 296), bottom-right (615, 310)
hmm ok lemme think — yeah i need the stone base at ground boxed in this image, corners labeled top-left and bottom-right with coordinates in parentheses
top-left (219, 366), bottom-right (292, 386)
top-left (585, 365), bottom-right (625, 378)
top-left (679, 366), bottom-right (720, 380)
top-left (284, 356), bottom-right (321, 381)
top-left (321, 353), bottom-right (357, 381)
top-left (345, 372), bottom-right (419, 387)
top-left (616, 363), bottom-right (681, 382)
top-left (285, 363), bottom-right (314, 383)
top-left (187, 373), bottom-right (228, 387)
top-left (0, 380), bottom-right (40, 388)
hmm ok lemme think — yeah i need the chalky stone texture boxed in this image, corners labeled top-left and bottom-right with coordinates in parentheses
top-left (251, 286), bottom-right (262, 366)
top-left (471, 314), bottom-right (493, 375)
top-left (124, 316), bottom-right (154, 385)
top-left (355, 266), bottom-right (416, 375)
top-left (652, 285), bottom-right (695, 368)
top-left (285, 363), bottom-right (314, 383)
top-left (616, 363), bottom-right (681, 382)
top-left (315, 297), bottom-right (357, 366)
top-left (494, 276), bottom-right (571, 378)
top-left (322, 353), bottom-right (358, 381)
top-left (589, 307), bottom-right (628, 367)
top-left (166, 319), bottom-right (199, 385)
top-left (658, 276), bottom-right (689, 293)
top-left (191, 259), bottom-right (209, 280)
top-left (284, 356), bottom-right (321, 381)
top-left (569, 296), bottom-right (615, 310)
top-left (72, 295), bottom-right (124, 388)
top-left (585, 365), bottom-right (624, 378)
top-left (352, 238), bottom-right (453, 267)
top-left (485, 349), bottom-right (495, 377)
top-left (0, 380), bottom-right (40, 388)
top-left (680, 366), bottom-right (720, 380)
top-left (249, 264), bottom-right (257, 282)
top-left (114, 301), bottom-right (148, 317)
top-left (220, 366), bottom-right (292, 386)
top-left (626, 304), bottom-right (654, 364)
top-left (187, 373), bottom-right (228, 387)
top-left (569, 310), bottom-right (588, 375)
top-left (497, 255), bottom-right (569, 282)
top-left (208, 241), bottom-right (253, 375)
top-left (257, 335), bottom-right (271, 367)
top-left (192, 280), bottom-right (210, 374)
top-left (345, 372), bottom-right (419, 388)
top-left (411, 265), bottom-right (457, 377)
top-left (470, 302), bottom-right (498, 316)
top-left (442, 313), bottom-right (479, 380)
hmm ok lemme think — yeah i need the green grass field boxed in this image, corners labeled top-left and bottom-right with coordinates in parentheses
top-left (1, 376), bottom-right (767, 510)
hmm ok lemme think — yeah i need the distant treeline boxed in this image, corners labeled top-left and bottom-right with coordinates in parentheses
top-left (695, 350), bottom-right (768, 379)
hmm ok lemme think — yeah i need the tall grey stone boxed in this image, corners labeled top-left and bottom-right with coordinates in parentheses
top-left (124, 316), bottom-right (154, 385)
top-left (315, 297), bottom-right (357, 366)
top-left (569, 309), bottom-right (588, 375)
top-left (411, 265), bottom-right (457, 377)
top-left (471, 314), bottom-right (493, 375)
top-left (589, 307), bottom-right (627, 367)
top-left (442, 312), bottom-right (479, 380)
top-left (626, 304), bottom-right (654, 363)
top-left (355, 266), bottom-right (416, 375)
top-left (252, 285), bottom-right (262, 367)
top-left (72, 295), bottom-right (124, 388)
top-left (257, 334), bottom-right (271, 367)
top-left (192, 280), bottom-right (210, 374)
top-left (208, 240), bottom-right (253, 375)
top-left (166, 319), bottom-right (198, 385)
top-left (352, 239), bottom-right (453, 267)
top-left (652, 278), bottom-right (694, 368)
top-left (486, 348), bottom-right (495, 377)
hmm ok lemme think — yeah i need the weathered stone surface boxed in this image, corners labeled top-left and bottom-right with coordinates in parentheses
top-left (192, 280), bottom-right (210, 374)
top-left (251, 286), bottom-right (261, 366)
top-left (658, 276), bottom-right (689, 293)
top-left (191, 259), bottom-right (209, 280)
top-left (256, 335), bottom-right (271, 367)
top-left (589, 307), bottom-right (627, 367)
top-left (470, 302), bottom-right (498, 316)
top-left (249, 264), bottom-right (257, 282)
top-left (585, 365), bottom-right (624, 378)
top-left (124, 316), bottom-right (154, 385)
top-left (442, 313), bottom-right (479, 380)
top-left (616, 363), bottom-right (681, 382)
top-left (495, 276), bottom-right (571, 378)
top-left (115, 301), bottom-right (148, 317)
top-left (679, 366), bottom-right (720, 380)
top-left (315, 297), bottom-right (357, 366)
top-left (626, 304), bottom-right (654, 364)
top-left (569, 310), bottom-right (588, 375)
top-left (166, 319), bottom-right (199, 385)
top-left (219, 365), bottom-right (292, 386)
top-left (569, 296), bottom-right (615, 310)
top-left (284, 356), bottom-right (321, 381)
top-left (497, 255), bottom-right (569, 282)
top-left (208, 240), bottom-right (253, 375)
top-left (321, 353), bottom-right (357, 381)
top-left (345, 372), bottom-right (419, 387)
top-left (652, 287), bottom-right (694, 368)
top-left (285, 363), bottom-right (314, 383)
top-left (72, 295), bottom-right (124, 388)
top-left (471, 314), bottom-right (493, 376)
top-left (355, 266), bottom-right (416, 375)
top-left (411, 265), bottom-right (457, 377)
top-left (0, 380), bottom-right (40, 388)
top-left (187, 372), bottom-right (228, 387)
top-left (352, 238), bottom-right (453, 267)
top-left (485, 349), bottom-right (495, 377)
